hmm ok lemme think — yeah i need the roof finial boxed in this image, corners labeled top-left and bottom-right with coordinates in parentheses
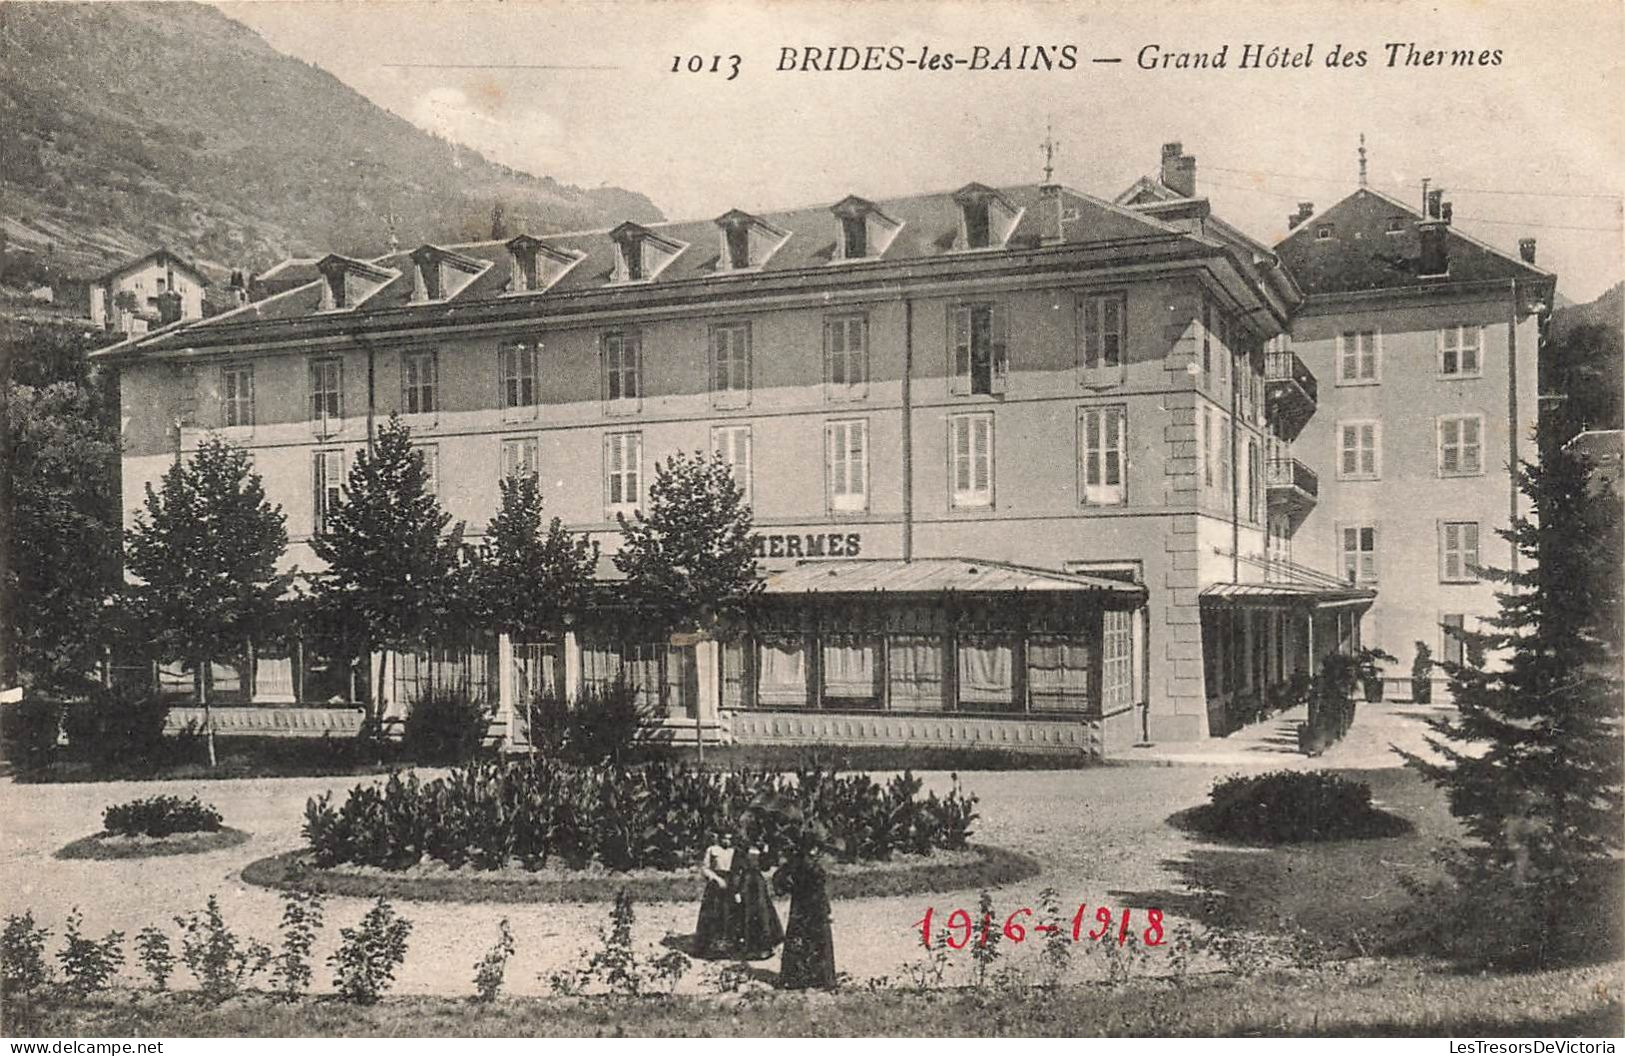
top-left (1040, 120), bottom-right (1059, 185)
top-left (1358, 133), bottom-right (1368, 188)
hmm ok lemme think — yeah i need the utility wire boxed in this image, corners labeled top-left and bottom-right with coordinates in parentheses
top-left (1204, 163), bottom-right (1623, 202)
top-left (1201, 177), bottom-right (1624, 233)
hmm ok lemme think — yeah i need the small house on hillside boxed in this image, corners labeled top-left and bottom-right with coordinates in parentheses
top-left (88, 249), bottom-right (208, 335)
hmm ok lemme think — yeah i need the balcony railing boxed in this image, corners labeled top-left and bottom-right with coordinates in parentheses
top-left (1265, 349), bottom-right (1318, 437)
top-left (1266, 456), bottom-right (1318, 517)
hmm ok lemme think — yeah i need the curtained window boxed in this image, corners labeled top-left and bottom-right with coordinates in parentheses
top-left (888, 635), bottom-right (945, 711)
top-left (821, 635), bottom-right (883, 708)
top-left (757, 635), bottom-right (810, 708)
top-left (957, 636), bottom-right (1017, 711)
top-left (1027, 635), bottom-right (1094, 713)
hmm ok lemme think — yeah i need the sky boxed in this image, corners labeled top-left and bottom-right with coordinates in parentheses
top-left (217, 0), bottom-right (1625, 302)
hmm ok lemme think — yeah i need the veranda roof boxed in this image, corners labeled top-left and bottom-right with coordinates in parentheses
top-left (762, 558), bottom-right (1146, 603)
top-left (1201, 582), bottom-right (1376, 608)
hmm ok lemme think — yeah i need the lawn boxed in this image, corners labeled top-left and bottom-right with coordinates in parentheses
top-left (6, 961), bottom-right (1621, 1037)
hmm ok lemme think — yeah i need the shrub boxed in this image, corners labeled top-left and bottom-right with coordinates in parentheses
top-left (270, 888), bottom-right (325, 1000)
top-left (1190, 770), bottom-right (1403, 844)
top-left (135, 927), bottom-right (174, 990)
top-left (302, 759), bottom-right (978, 873)
top-left (1, 697), bottom-right (62, 770)
top-left (401, 688), bottom-right (491, 765)
top-left (565, 676), bottom-right (661, 765)
top-left (60, 685), bottom-right (171, 767)
top-left (104, 795), bottom-right (223, 837)
top-left (330, 898), bottom-right (412, 1005)
top-left (1411, 641), bottom-right (1433, 704)
top-left (2, 912), bottom-right (52, 998)
top-left (175, 895), bottom-right (271, 1002)
top-left (56, 909), bottom-right (124, 995)
top-left (471, 918), bottom-right (515, 1003)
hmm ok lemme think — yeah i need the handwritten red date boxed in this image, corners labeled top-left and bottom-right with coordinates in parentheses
top-left (914, 905), bottom-right (1165, 949)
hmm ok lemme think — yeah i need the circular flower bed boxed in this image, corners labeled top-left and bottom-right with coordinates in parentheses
top-left (240, 843), bottom-right (1041, 903)
top-left (55, 793), bottom-right (249, 860)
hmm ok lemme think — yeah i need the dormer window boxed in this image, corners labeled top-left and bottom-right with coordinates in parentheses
top-left (1315, 224), bottom-right (1335, 241)
top-left (841, 215), bottom-right (867, 258)
top-left (1385, 217), bottom-right (1406, 234)
top-left (714, 209), bottom-right (788, 273)
top-left (316, 254), bottom-right (395, 312)
top-left (608, 222), bottom-right (685, 284)
top-left (505, 234), bottom-right (582, 294)
top-left (951, 183), bottom-right (1021, 251)
top-left (829, 196), bottom-right (902, 262)
top-left (410, 245), bottom-right (485, 303)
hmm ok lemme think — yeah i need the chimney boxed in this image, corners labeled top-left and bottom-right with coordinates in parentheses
top-left (1519, 238), bottom-right (1537, 264)
top-left (1418, 192), bottom-right (1451, 277)
top-left (1288, 202), bottom-right (1315, 230)
top-left (1161, 142), bottom-right (1197, 198)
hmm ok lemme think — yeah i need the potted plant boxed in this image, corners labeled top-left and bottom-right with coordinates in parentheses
top-left (1410, 641), bottom-right (1433, 704)
top-left (1354, 647), bottom-right (1397, 703)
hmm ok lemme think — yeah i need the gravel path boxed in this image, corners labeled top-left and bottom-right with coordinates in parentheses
top-left (6, 699), bottom-right (1447, 1001)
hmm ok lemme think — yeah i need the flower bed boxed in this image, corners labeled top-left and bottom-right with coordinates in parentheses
top-left (301, 761), bottom-right (978, 873)
top-left (1173, 770), bottom-right (1412, 845)
top-left (103, 795), bottom-right (223, 837)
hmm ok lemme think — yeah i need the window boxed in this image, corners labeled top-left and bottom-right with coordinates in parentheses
top-left (221, 364), bottom-right (254, 428)
top-left (1247, 438), bottom-right (1261, 522)
top-left (604, 432), bottom-right (641, 510)
top-left (1438, 415), bottom-right (1484, 476)
top-left (309, 357), bottom-right (343, 425)
top-left (1338, 421), bottom-right (1380, 480)
top-left (949, 413), bottom-right (994, 508)
top-left (825, 315), bottom-right (868, 399)
top-left (710, 323), bottom-right (751, 404)
top-left (312, 450), bottom-right (343, 535)
top-left (1079, 405), bottom-right (1127, 506)
top-left (711, 425), bottom-right (752, 506)
top-left (602, 331), bottom-right (641, 409)
top-left (1386, 216), bottom-right (1406, 234)
top-left (825, 419), bottom-right (868, 512)
top-left (1203, 406), bottom-right (1215, 488)
top-left (1441, 613), bottom-right (1467, 666)
top-left (401, 350), bottom-right (437, 415)
top-left (725, 225), bottom-right (751, 270)
top-left (1439, 325), bottom-right (1483, 377)
top-left (618, 241), bottom-right (644, 282)
top-left (963, 201), bottom-right (991, 248)
top-left (1080, 292), bottom-right (1127, 383)
top-left (1315, 224), bottom-right (1333, 240)
top-left (950, 302), bottom-right (1008, 396)
top-left (500, 343), bottom-right (538, 418)
top-left (1218, 412), bottom-right (1232, 497)
top-left (1201, 299), bottom-right (1213, 380)
top-left (841, 214), bottom-right (867, 259)
top-left (1440, 521), bottom-right (1481, 582)
top-left (416, 445), bottom-right (439, 496)
top-left (1340, 524), bottom-right (1378, 584)
top-left (501, 437), bottom-right (539, 482)
top-left (1337, 330), bottom-right (1379, 383)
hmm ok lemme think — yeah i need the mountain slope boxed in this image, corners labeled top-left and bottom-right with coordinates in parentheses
top-left (0, 2), bottom-right (662, 286)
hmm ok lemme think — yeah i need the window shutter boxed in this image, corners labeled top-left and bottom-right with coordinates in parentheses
top-left (599, 335), bottom-right (611, 403)
top-left (990, 305), bottom-right (1009, 393)
top-left (242, 366), bottom-right (255, 427)
top-left (1465, 418), bottom-right (1481, 473)
top-left (1082, 297), bottom-right (1100, 371)
top-left (974, 417), bottom-right (991, 493)
top-left (950, 304), bottom-right (970, 395)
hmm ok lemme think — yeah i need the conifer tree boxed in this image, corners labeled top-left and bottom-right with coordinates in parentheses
top-left (472, 473), bottom-right (598, 636)
top-left (613, 451), bottom-right (760, 632)
top-left (125, 437), bottom-right (292, 766)
top-left (1405, 442), bottom-right (1622, 962)
top-left (310, 416), bottom-right (464, 728)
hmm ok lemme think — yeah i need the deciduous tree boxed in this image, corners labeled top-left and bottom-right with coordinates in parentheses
top-left (125, 437), bottom-right (292, 765)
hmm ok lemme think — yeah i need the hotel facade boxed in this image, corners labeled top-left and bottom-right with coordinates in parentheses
top-left (95, 144), bottom-right (1552, 755)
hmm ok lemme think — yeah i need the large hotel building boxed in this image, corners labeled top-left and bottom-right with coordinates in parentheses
top-left (94, 143), bottom-right (1553, 755)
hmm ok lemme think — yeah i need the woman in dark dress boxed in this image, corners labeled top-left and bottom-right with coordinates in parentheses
top-left (693, 830), bottom-right (737, 958)
top-left (729, 846), bottom-right (784, 960)
top-left (773, 841), bottom-right (837, 989)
